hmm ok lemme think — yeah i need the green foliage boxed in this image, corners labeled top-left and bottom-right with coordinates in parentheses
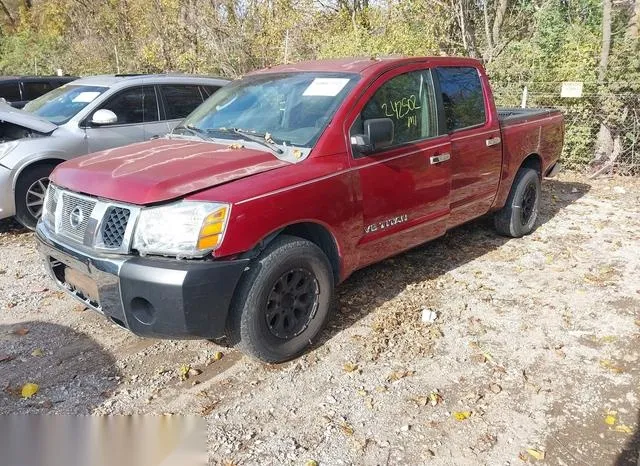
top-left (0, 0), bottom-right (637, 171)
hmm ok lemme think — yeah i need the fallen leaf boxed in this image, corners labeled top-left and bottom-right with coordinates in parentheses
top-left (212, 351), bottom-right (223, 362)
top-left (304, 460), bottom-right (319, 466)
top-left (489, 383), bottom-right (502, 394)
top-left (31, 348), bottom-right (44, 357)
top-left (187, 368), bottom-right (202, 377)
top-left (387, 370), bottom-right (415, 382)
top-left (228, 143), bottom-right (245, 150)
top-left (526, 449), bottom-right (545, 460)
top-left (340, 421), bottom-right (354, 436)
top-left (600, 359), bottom-right (624, 373)
top-left (429, 390), bottom-right (443, 406)
top-left (21, 383), bottom-right (39, 398)
top-left (614, 424), bottom-right (633, 434)
top-left (11, 327), bottom-right (29, 336)
top-left (343, 362), bottom-right (359, 373)
top-left (453, 411), bottom-right (471, 421)
top-left (605, 413), bottom-right (617, 425)
top-left (0, 354), bottom-right (14, 363)
top-left (178, 364), bottom-right (191, 381)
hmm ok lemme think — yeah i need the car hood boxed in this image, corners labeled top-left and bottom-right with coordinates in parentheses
top-left (50, 138), bottom-right (291, 205)
top-left (0, 102), bottom-right (58, 134)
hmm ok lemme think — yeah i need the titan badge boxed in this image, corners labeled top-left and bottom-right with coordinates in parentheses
top-left (365, 214), bottom-right (408, 234)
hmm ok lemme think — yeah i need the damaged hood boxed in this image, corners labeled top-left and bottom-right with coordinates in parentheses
top-left (50, 138), bottom-right (291, 205)
top-left (0, 102), bottom-right (58, 134)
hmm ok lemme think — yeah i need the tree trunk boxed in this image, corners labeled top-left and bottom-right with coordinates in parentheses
top-left (0, 0), bottom-right (15, 27)
top-left (482, 0), bottom-right (492, 61)
top-left (628, 0), bottom-right (639, 39)
top-left (598, 0), bottom-right (612, 83)
top-left (492, 0), bottom-right (508, 51)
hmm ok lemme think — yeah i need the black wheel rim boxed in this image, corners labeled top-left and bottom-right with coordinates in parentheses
top-left (521, 182), bottom-right (537, 225)
top-left (265, 268), bottom-right (319, 339)
top-left (26, 177), bottom-right (49, 219)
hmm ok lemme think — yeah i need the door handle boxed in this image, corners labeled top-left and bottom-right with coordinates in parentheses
top-left (486, 136), bottom-right (501, 147)
top-left (430, 153), bottom-right (451, 165)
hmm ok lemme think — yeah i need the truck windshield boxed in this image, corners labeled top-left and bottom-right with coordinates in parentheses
top-left (181, 72), bottom-right (359, 148)
top-left (23, 85), bottom-right (107, 125)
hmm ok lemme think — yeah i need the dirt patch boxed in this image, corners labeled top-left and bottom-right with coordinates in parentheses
top-left (1, 172), bottom-right (639, 465)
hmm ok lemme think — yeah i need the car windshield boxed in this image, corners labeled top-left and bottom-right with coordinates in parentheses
top-left (180, 72), bottom-right (359, 148)
top-left (23, 85), bottom-right (107, 125)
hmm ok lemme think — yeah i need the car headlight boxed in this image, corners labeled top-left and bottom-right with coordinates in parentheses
top-left (0, 140), bottom-right (19, 161)
top-left (132, 201), bottom-right (230, 258)
top-left (41, 184), bottom-right (61, 230)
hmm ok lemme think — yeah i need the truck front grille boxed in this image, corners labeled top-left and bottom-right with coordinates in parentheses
top-left (60, 193), bottom-right (96, 242)
top-left (102, 207), bottom-right (130, 248)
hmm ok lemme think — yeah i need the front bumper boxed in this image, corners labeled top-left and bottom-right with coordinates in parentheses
top-left (36, 223), bottom-right (249, 339)
top-left (0, 164), bottom-right (15, 219)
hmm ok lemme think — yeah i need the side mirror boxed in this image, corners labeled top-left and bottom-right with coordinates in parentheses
top-left (351, 118), bottom-right (394, 154)
top-left (91, 109), bottom-right (118, 126)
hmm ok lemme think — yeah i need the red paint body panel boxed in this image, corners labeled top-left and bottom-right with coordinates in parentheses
top-left (51, 57), bottom-right (564, 282)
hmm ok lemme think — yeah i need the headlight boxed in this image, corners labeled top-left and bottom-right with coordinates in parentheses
top-left (41, 184), bottom-right (61, 230)
top-left (132, 201), bottom-right (230, 258)
top-left (0, 140), bottom-right (19, 161)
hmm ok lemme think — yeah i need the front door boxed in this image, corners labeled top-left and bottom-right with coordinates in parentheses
top-left (85, 85), bottom-right (162, 154)
top-left (348, 67), bottom-right (452, 267)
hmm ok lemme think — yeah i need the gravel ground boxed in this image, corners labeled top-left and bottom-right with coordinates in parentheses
top-left (1, 172), bottom-right (639, 465)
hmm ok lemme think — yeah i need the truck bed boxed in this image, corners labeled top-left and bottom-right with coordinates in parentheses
top-left (497, 107), bottom-right (560, 125)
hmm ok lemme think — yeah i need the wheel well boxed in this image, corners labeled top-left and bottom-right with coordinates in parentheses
top-left (280, 222), bottom-right (341, 283)
top-left (520, 153), bottom-right (542, 177)
top-left (15, 158), bottom-right (64, 186)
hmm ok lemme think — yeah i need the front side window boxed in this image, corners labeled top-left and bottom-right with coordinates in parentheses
top-left (160, 85), bottom-right (204, 120)
top-left (435, 67), bottom-right (486, 131)
top-left (181, 72), bottom-right (359, 148)
top-left (23, 85), bottom-right (107, 124)
top-left (99, 86), bottom-right (159, 124)
top-left (22, 81), bottom-right (53, 100)
top-left (351, 70), bottom-right (438, 148)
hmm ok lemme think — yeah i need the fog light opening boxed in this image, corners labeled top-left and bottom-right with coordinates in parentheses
top-left (130, 297), bottom-right (156, 325)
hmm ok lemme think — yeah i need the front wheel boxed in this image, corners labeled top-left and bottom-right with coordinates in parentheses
top-left (227, 235), bottom-right (334, 363)
top-left (15, 163), bottom-right (56, 230)
top-left (494, 167), bottom-right (541, 238)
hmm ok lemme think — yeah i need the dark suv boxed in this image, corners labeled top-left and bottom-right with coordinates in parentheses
top-left (0, 76), bottom-right (78, 108)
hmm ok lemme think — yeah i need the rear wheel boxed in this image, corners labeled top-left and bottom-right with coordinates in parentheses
top-left (227, 235), bottom-right (334, 363)
top-left (494, 167), bottom-right (541, 237)
top-left (15, 163), bottom-right (56, 230)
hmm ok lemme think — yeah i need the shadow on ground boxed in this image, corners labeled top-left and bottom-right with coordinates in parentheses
top-left (0, 321), bottom-right (119, 414)
top-left (317, 177), bottom-right (591, 346)
top-left (0, 218), bottom-right (27, 235)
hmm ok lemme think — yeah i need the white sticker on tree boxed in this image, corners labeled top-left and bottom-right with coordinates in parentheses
top-left (303, 78), bottom-right (350, 97)
top-left (72, 91), bottom-right (101, 103)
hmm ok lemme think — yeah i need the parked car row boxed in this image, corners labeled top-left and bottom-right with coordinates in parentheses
top-left (0, 74), bottom-right (228, 228)
top-left (0, 75), bottom-right (78, 109)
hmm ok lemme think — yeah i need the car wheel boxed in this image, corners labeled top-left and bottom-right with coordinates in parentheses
top-left (14, 163), bottom-right (56, 230)
top-left (227, 235), bottom-right (334, 363)
top-left (494, 167), bottom-right (541, 238)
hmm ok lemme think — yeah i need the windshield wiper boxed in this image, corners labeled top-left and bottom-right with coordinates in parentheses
top-left (210, 127), bottom-right (283, 154)
top-left (172, 124), bottom-right (212, 141)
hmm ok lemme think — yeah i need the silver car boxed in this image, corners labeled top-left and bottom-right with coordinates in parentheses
top-left (0, 74), bottom-right (228, 228)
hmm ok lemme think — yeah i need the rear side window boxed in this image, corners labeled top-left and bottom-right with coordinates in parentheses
top-left (201, 85), bottom-right (220, 98)
top-left (100, 86), bottom-right (159, 124)
top-left (435, 67), bottom-right (486, 131)
top-left (0, 82), bottom-right (21, 101)
top-left (352, 70), bottom-right (438, 147)
top-left (160, 85), bottom-right (204, 120)
top-left (22, 81), bottom-right (53, 100)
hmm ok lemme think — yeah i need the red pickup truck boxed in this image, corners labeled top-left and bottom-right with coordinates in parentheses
top-left (36, 57), bottom-right (563, 362)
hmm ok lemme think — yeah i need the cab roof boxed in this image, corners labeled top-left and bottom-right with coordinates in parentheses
top-left (249, 56), bottom-right (483, 78)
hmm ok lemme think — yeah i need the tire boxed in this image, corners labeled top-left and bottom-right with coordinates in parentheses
top-left (14, 163), bottom-right (56, 230)
top-left (494, 167), bottom-right (541, 238)
top-left (227, 235), bottom-right (334, 363)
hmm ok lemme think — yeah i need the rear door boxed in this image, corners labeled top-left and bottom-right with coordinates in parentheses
top-left (433, 66), bottom-right (502, 227)
top-left (85, 84), bottom-right (161, 153)
top-left (348, 66), bottom-right (451, 267)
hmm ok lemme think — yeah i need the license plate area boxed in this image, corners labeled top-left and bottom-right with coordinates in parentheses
top-left (49, 259), bottom-right (101, 309)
